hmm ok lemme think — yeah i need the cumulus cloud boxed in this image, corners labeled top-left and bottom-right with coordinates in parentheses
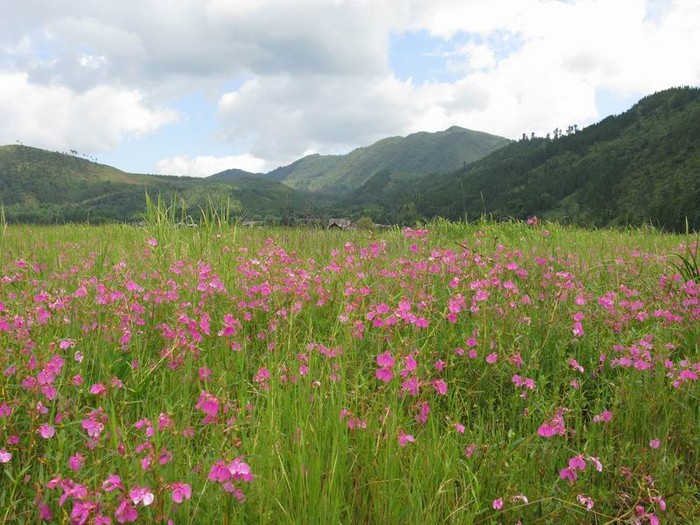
top-left (0, 73), bottom-right (179, 151)
top-left (0, 0), bottom-right (699, 171)
top-left (156, 154), bottom-right (267, 177)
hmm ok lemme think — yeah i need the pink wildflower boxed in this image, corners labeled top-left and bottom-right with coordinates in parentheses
top-left (592, 410), bottom-right (613, 423)
top-left (38, 424), bottom-right (55, 439)
top-left (432, 379), bottom-right (447, 396)
top-left (577, 494), bottom-right (595, 511)
top-left (90, 383), bottom-right (107, 396)
top-left (649, 438), bottom-right (661, 449)
top-left (493, 498), bottom-right (504, 510)
top-left (171, 483), bottom-right (192, 503)
top-left (559, 467), bottom-right (578, 483)
top-left (537, 410), bottom-right (565, 437)
top-left (569, 455), bottom-right (586, 471)
top-left (114, 499), bottom-right (138, 523)
top-left (68, 453), bottom-right (85, 471)
top-left (228, 457), bottom-right (253, 482)
top-left (398, 432), bottom-right (415, 447)
top-left (0, 449), bottom-right (11, 463)
top-left (129, 486), bottom-right (154, 506)
top-left (375, 367), bottom-right (393, 382)
top-left (376, 352), bottom-right (395, 368)
top-left (102, 475), bottom-right (123, 492)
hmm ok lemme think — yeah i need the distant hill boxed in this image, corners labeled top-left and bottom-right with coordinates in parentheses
top-left (2, 88), bottom-right (698, 231)
top-left (208, 168), bottom-right (262, 181)
top-left (264, 126), bottom-right (511, 195)
top-left (0, 146), bottom-right (310, 224)
top-left (405, 87), bottom-right (700, 231)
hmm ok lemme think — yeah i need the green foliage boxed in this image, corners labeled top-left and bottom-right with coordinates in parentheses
top-left (669, 236), bottom-right (699, 283)
top-left (0, 146), bottom-right (311, 224)
top-left (265, 126), bottom-right (511, 195)
top-left (411, 87), bottom-right (700, 232)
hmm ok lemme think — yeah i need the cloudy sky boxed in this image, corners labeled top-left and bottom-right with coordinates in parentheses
top-left (1, 0), bottom-right (698, 177)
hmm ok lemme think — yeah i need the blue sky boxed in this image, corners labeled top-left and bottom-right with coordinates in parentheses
top-left (1, 0), bottom-right (698, 176)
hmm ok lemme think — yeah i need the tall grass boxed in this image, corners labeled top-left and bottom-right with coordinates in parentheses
top-left (0, 220), bottom-right (697, 524)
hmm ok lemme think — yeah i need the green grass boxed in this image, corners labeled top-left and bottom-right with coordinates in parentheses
top-left (0, 219), bottom-right (697, 524)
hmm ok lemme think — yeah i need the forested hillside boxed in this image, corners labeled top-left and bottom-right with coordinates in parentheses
top-left (263, 126), bottom-right (511, 194)
top-left (405, 87), bottom-right (700, 231)
top-left (0, 146), bottom-right (310, 223)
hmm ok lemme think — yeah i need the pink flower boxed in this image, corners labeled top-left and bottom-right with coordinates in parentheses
top-left (510, 493), bottom-right (529, 504)
top-left (577, 494), bottom-right (595, 511)
top-left (208, 460), bottom-right (231, 483)
top-left (229, 457), bottom-right (253, 482)
top-left (0, 448), bottom-right (11, 463)
top-left (102, 474), bottom-right (123, 492)
top-left (485, 353), bottom-right (498, 364)
top-left (82, 418), bottom-right (104, 438)
top-left (198, 367), bottom-right (211, 381)
top-left (114, 499), bottom-right (138, 523)
top-left (649, 438), bottom-right (661, 449)
top-left (592, 410), bottom-right (613, 423)
top-left (195, 392), bottom-right (220, 421)
top-left (38, 424), bottom-right (55, 439)
top-left (453, 423), bottom-right (465, 433)
top-left (375, 367), bottom-right (393, 383)
top-left (464, 444), bottom-right (477, 457)
top-left (171, 483), bottom-right (192, 503)
top-left (68, 453), bottom-right (85, 471)
top-left (492, 498), bottom-right (504, 510)
top-left (568, 455), bottom-right (586, 471)
top-left (588, 456), bottom-right (603, 472)
top-left (537, 410), bottom-right (566, 438)
top-left (559, 467), bottom-right (578, 483)
top-left (38, 501), bottom-right (53, 520)
top-left (90, 383), bottom-right (107, 395)
top-left (398, 432), bottom-right (415, 447)
top-left (129, 486), bottom-right (154, 506)
top-left (376, 352), bottom-right (395, 369)
top-left (432, 379), bottom-right (447, 396)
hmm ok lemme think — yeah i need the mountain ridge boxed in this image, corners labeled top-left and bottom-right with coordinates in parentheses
top-left (210, 126), bottom-right (512, 194)
top-left (1, 87), bottom-right (698, 231)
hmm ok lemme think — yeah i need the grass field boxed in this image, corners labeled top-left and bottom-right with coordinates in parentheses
top-left (0, 218), bottom-right (698, 524)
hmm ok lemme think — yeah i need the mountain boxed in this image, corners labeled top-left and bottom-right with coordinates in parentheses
top-left (2, 88), bottom-right (698, 231)
top-left (208, 168), bottom-right (262, 181)
top-left (0, 146), bottom-right (310, 224)
top-left (404, 87), bottom-right (700, 231)
top-left (264, 126), bottom-right (511, 195)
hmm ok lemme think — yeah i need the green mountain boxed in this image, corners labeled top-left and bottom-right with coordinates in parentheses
top-left (2, 87), bottom-right (698, 231)
top-left (0, 145), bottom-right (310, 224)
top-left (208, 168), bottom-right (262, 181)
top-left (264, 126), bottom-right (511, 194)
top-left (404, 87), bottom-right (700, 232)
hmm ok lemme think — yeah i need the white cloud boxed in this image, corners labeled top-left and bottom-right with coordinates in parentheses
top-left (156, 154), bottom-right (267, 177)
top-left (0, 72), bottom-right (179, 151)
top-left (0, 0), bottom-right (699, 170)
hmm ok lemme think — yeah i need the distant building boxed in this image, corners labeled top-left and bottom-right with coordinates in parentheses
top-left (328, 218), bottom-right (353, 230)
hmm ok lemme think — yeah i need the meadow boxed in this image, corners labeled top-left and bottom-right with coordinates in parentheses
top-left (0, 217), bottom-right (698, 524)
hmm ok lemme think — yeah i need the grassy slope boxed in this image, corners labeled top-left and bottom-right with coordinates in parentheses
top-left (266, 126), bottom-right (512, 194)
top-left (0, 146), bottom-right (311, 222)
top-left (415, 87), bottom-right (700, 231)
top-left (0, 220), bottom-right (697, 523)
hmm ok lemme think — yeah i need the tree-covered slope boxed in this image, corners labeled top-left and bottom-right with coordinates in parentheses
top-left (266, 126), bottom-right (511, 195)
top-left (413, 87), bottom-right (700, 231)
top-left (0, 146), bottom-right (311, 223)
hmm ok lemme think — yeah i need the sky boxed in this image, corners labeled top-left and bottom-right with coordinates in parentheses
top-left (1, 0), bottom-right (698, 177)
